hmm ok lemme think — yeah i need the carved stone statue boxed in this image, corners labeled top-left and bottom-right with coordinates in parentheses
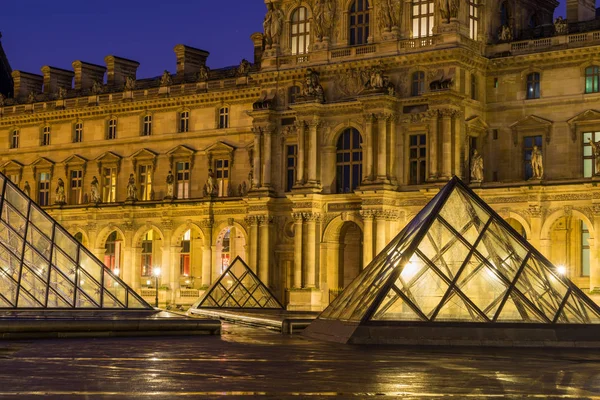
top-left (314, 0), bottom-right (335, 41)
top-left (90, 176), bottom-right (101, 204)
top-left (470, 149), bottom-right (484, 182)
top-left (55, 178), bottom-right (66, 205)
top-left (263, 2), bottom-right (284, 49)
top-left (91, 80), bottom-right (103, 95)
top-left (160, 70), bottom-right (172, 87)
top-left (124, 76), bottom-right (136, 91)
top-left (165, 170), bottom-right (175, 199)
top-left (438, 0), bottom-right (450, 22)
top-left (126, 173), bottom-right (138, 200)
top-left (499, 25), bottom-right (513, 41)
top-left (531, 145), bottom-right (543, 179)
top-left (449, 0), bottom-right (460, 19)
top-left (57, 87), bottom-right (67, 100)
top-left (206, 168), bottom-right (216, 196)
top-left (27, 91), bottom-right (36, 104)
top-left (23, 181), bottom-right (30, 197)
top-left (197, 65), bottom-right (210, 81)
top-left (378, 0), bottom-right (400, 32)
top-left (238, 181), bottom-right (248, 197)
top-left (368, 65), bottom-right (385, 89)
top-left (589, 138), bottom-right (600, 175)
top-left (554, 16), bottom-right (568, 35)
top-left (237, 59), bottom-right (251, 76)
top-left (302, 68), bottom-right (326, 102)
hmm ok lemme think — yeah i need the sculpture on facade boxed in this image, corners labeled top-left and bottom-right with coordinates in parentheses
top-left (205, 168), bottom-right (216, 196)
top-left (90, 176), bottom-right (101, 204)
top-left (368, 65), bottom-right (385, 89)
top-left (314, 0), bottom-right (335, 41)
top-left (237, 59), bottom-right (251, 76)
top-left (499, 25), bottom-right (513, 41)
top-left (238, 181), bottom-right (248, 197)
top-left (470, 149), bottom-right (484, 182)
top-left (437, 0), bottom-right (450, 22)
top-left (378, 0), bottom-right (400, 32)
top-left (554, 16), bottom-right (568, 35)
top-left (124, 76), bottom-right (136, 91)
top-left (531, 145), bottom-right (544, 179)
top-left (23, 181), bottom-right (30, 197)
top-left (165, 170), bottom-right (175, 199)
top-left (263, 2), bottom-right (284, 49)
top-left (589, 138), bottom-right (600, 175)
top-left (55, 178), bottom-right (66, 205)
top-left (160, 70), bottom-right (173, 87)
top-left (91, 80), bottom-right (103, 95)
top-left (302, 68), bottom-right (326, 102)
top-left (27, 91), bottom-right (36, 104)
top-left (448, 0), bottom-right (460, 19)
top-left (197, 65), bottom-right (210, 81)
top-left (57, 87), bottom-right (67, 100)
top-left (126, 173), bottom-right (138, 200)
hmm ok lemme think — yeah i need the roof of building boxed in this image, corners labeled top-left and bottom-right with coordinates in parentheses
top-left (0, 33), bottom-right (13, 98)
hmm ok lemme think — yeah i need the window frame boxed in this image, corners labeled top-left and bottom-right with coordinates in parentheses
top-left (218, 107), bottom-right (230, 129)
top-left (581, 220), bottom-right (591, 277)
top-left (408, 133), bottom-right (427, 185)
top-left (138, 163), bottom-right (154, 201)
top-left (526, 72), bottom-right (541, 100)
top-left (411, 0), bottom-right (434, 39)
top-left (349, 0), bottom-right (370, 46)
top-left (585, 66), bottom-right (600, 94)
top-left (411, 71), bottom-right (425, 96)
top-left (178, 110), bottom-right (190, 133)
top-left (335, 128), bottom-right (363, 194)
top-left (291, 6), bottom-right (310, 55)
top-left (102, 166), bottom-right (118, 203)
top-left (176, 161), bottom-right (191, 199)
top-left (107, 118), bottom-right (118, 140)
top-left (37, 171), bottom-right (51, 206)
top-left (142, 114), bottom-right (153, 137)
top-left (73, 121), bottom-right (83, 143)
top-left (10, 129), bottom-right (19, 149)
top-left (468, 0), bottom-right (480, 40)
top-left (285, 144), bottom-right (298, 192)
top-left (214, 158), bottom-right (230, 197)
top-left (69, 169), bottom-right (84, 205)
top-left (41, 125), bottom-right (51, 146)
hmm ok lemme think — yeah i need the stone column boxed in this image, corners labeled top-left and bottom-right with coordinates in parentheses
top-left (295, 121), bottom-right (306, 186)
top-left (262, 127), bottom-right (273, 188)
top-left (211, 244), bottom-right (218, 283)
top-left (375, 212), bottom-right (387, 254)
top-left (252, 127), bottom-right (262, 188)
top-left (259, 216), bottom-right (271, 286)
top-left (364, 113), bottom-right (374, 182)
top-left (388, 115), bottom-right (397, 183)
top-left (591, 208), bottom-right (600, 291)
top-left (454, 112), bottom-right (464, 179)
top-left (361, 210), bottom-right (374, 268)
top-left (303, 213), bottom-right (319, 288)
top-left (377, 114), bottom-right (388, 181)
top-left (428, 111), bottom-right (439, 180)
top-left (246, 216), bottom-right (259, 273)
top-left (123, 245), bottom-right (134, 289)
top-left (293, 213), bottom-right (303, 288)
top-left (441, 110), bottom-right (454, 179)
top-left (130, 246), bottom-right (141, 290)
top-left (307, 119), bottom-right (320, 185)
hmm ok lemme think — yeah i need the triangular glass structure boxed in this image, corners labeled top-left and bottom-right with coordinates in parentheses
top-left (190, 257), bottom-right (283, 309)
top-left (0, 173), bottom-right (151, 310)
top-left (317, 177), bottom-right (600, 325)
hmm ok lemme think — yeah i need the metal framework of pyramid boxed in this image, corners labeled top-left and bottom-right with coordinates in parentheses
top-left (190, 257), bottom-right (283, 309)
top-left (0, 173), bottom-right (151, 310)
top-left (305, 177), bottom-right (600, 345)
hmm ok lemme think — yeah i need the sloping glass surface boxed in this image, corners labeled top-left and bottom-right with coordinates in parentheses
top-left (191, 257), bottom-right (283, 309)
top-left (0, 173), bottom-right (151, 309)
top-left (315, 177), bottom-right (600, 326)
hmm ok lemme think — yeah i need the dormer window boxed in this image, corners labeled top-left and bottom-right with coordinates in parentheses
top-left (291, 7), bottom-right (310, 55)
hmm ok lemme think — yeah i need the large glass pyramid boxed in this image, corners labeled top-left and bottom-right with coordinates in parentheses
top-left (0, 173), bottom-right (151, 310)
top-left (318, 177), bottom-right (600, 325)
top-left (190, 257), bottom-right (283, 309)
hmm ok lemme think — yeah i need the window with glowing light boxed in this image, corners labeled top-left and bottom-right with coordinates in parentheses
top-left (180, 229), bottom-right (191, 276)
top-left (141, 231), bottom-right (154, 277)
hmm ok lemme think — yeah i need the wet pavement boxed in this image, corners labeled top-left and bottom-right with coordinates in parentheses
top-left (0, 323), bottom-right (599, 398)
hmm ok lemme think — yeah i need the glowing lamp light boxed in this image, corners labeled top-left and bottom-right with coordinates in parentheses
top-left (185, 280), bottom-right (191, 285)
top-left (557, 265), bottom-right (567, 275)
top-left (113, 268), bottom-right (120, 276)
top-left (153, 267), bottom-right (161, 277)
top-left (146, 279), bottom-right (152, 286)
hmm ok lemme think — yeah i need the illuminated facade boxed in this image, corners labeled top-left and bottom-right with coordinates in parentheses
top-left (1, 0), bottom-right (600, 310)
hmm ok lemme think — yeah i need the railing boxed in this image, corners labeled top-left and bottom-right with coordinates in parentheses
top-left (179, 289), bottom-right (200, 298)
top-left (399, 37), bottom-right (436, 50)
top-left (499, 29), bottom-right (600, 55)
top-left (140, 288), bottom-right (156, 297)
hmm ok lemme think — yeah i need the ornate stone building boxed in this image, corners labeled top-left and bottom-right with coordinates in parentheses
top-left (2, 0), bottom-right (600, 309)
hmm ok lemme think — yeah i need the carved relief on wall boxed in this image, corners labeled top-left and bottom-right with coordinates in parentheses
top-left (313, 0), bottom-right (336, 44)
top-left (333, 68), bottom-right (369, 98)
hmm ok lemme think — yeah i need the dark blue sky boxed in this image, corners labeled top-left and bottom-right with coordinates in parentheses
top-left (1, 0), bottom-right (567, 80)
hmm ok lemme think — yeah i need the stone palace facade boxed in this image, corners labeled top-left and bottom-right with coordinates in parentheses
top-left (1, 0), bottom-right (600, 309)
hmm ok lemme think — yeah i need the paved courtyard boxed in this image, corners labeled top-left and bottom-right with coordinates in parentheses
top-left (0, 323), bottom-right (599, 398)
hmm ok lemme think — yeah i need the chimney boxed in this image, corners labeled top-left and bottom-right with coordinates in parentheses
top-left (567, 0), bottom-right (596, 22)
top-left (104, 56), bottom-right (139, 88)
top-left (41, 66), bottom-right (74, 94)
top-left (174, 44), bottom-right (209, 79)
top-left (11, 71), bottom-right (43, 99)
top-left (250, 32), bottom-right (264, 66)
top-left (72, 61), bottom-right (106, 91)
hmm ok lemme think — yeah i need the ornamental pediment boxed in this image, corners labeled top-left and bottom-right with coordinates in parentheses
top-left (567, 109), bottom-right (600, 125)
top-left (167, 144), bottom-right (196, 158)
top-left (30, 157), bottom-right (55, 168)
top-left (95, 151), bottom-right (122, 164)
top-left (1, 160), bottom-right (23, 172)
top-left (62, 154), bottom-right (88, 166)
top-left (510, 115), bottom-right (553, 130)
top-left (129, 148), bottom-right (158, 160)
top-left (465, 116), bottom-right (489, 132)
top-left (205, 141), bottom-right (235, 154)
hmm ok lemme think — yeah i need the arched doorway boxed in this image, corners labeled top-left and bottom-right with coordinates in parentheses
top-left (137, 228), bottom-right (163, 287)
top-left (505, 218), bottom-right (527, 239)
top-left (548, 216), bottom-right (590, 285)
top-left (176, 226), bottom-right (204, 289)
top-left (103, 230), bottom-right (124, 278)
top-left (339, 222), bottom-right (363, 288)
top-left (215, 225), bottom-right (247, 276)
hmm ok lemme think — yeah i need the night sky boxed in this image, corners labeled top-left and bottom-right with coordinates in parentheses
top-left (0, 0), bottom-right (568, 79)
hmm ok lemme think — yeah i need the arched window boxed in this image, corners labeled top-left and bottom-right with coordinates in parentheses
top-left (104, 231), bottom-right (122, 274)
top-left (526, 72), bottom-right (540, 99)
top-left (349, 0), bottom-right (370, 45)
top-left (412, 0), bottom-right (434, 38)
top-left (291, 7), bottom-right (310, 55)
top-left (180, 229), bottom-right (191, 276)
top-left (411, 71), bottom-right (425, 96)
top-left (336, 128), bottom-right (363, 193)
top-left (585, 66), bottom-right (600, 94)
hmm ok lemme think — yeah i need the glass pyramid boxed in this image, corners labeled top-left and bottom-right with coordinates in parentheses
top-left (190, 257), bottom-right (283, 309)
top-left (318, 177), bottom-right (600, 325)
top-left (0, 173), bottom-right (151, 310)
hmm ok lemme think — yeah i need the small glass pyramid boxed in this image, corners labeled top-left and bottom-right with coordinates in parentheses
top-left (190, 257), bottom-right (283, 309)
top-left (318, 177), bottom-right (600, 324)
top-left (0, 173), bottom-right (151, 310)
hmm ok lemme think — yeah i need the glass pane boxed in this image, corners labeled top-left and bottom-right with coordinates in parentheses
top-left (54, 228), bottom-right (78, 261)
top-left (79, 249), bottom-right (103, 283)
top-left (5, 184), bottom-right (28, 216)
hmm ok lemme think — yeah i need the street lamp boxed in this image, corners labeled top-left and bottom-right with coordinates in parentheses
top-left (153, 267), bottom-right (161, 308)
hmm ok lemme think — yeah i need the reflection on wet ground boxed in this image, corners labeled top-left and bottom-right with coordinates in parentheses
top-left (0, 323), bottom-right (599, 398)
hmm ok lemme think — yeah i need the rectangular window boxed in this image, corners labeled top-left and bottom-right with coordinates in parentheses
top-left (41, 126), bottom-right (51, 146)
top-left (215, 159), bottom-right (230, 197)
top-left (141, 232), bottom-right (153, 277)
top-left (139, 164), bottom-right (153, 201)
top-left (412, 0), bottom-right (434, 39)
top-left (409, 134), bottom-right (427, 185)
top-left (286, 145), bottom-right (297, 192)
top-left (74, 123), bottom-right (83, 143)
top-left (469, 0), bottom-right (479, 40)
top-left (102, 167), bottom-right (117, 203)
top-left (176, 161), bottom-right (190, 199)
top-left (523, 135), bottom-right (542, 179)
top-left (179, 111), bottom-right (189, 133)
top-left (526, 73), bottom-right (541, 99)
top-left (583, 131), bottom-right (600, 177)
top-left (38, 172), bottom-right (50, 206)
top-left (69, 169), bottom-right (83, 205)
top-left (180, 241), bottom-right (191, 276)
top-left (107, 119), bottom-right (117, 140)
top-left (585, 66), bottom-right (600, 94)
top-left (219, 107), bottom-right (229, 129)
top-left (582, 221), bottom-right (590, 277)
top-left (10, 130), bottom-right (19, 149)
top-left (142, 115), bottom-right (152, 136)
